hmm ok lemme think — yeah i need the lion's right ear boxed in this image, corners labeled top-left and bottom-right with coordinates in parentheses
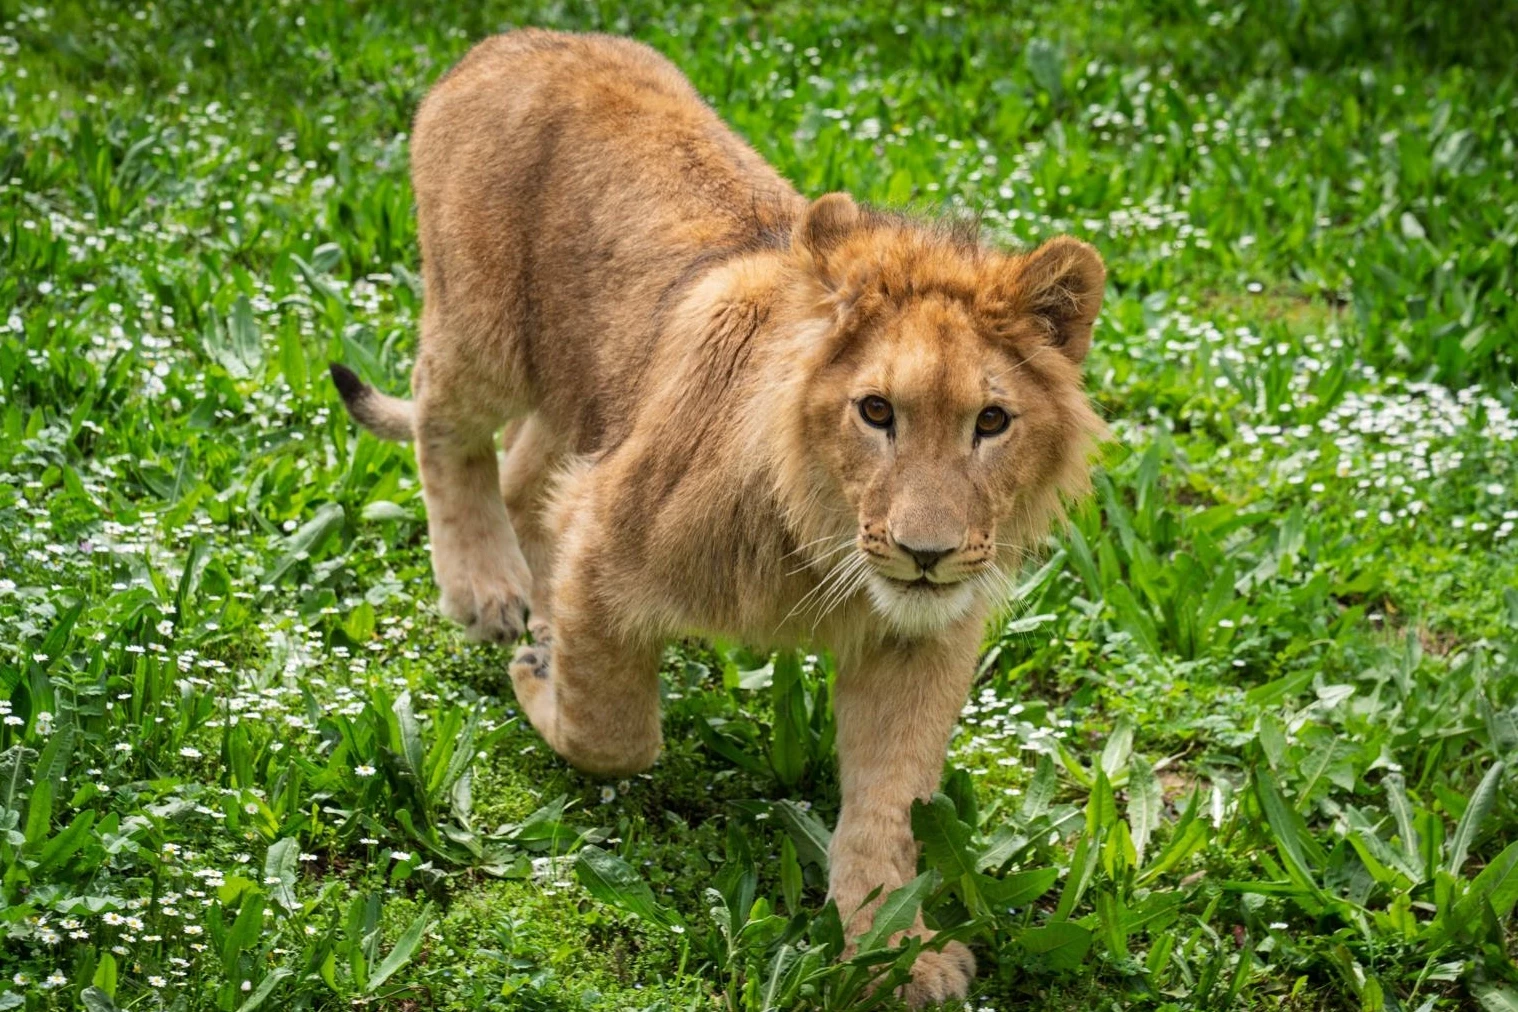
top-left (792, 193), bottom-right (860, 287)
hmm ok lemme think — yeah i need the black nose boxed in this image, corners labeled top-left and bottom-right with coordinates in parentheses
top-left (903, 546), bottom-right (951, 571)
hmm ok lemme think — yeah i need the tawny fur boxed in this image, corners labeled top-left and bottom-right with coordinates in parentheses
top-left (332, 29), bottom-right (1107, 1005)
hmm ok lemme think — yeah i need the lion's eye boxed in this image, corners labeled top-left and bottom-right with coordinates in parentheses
top-left (859, 396), bottom-right (894, 429)
top-left (975, 406), bottom-right (1012, 437)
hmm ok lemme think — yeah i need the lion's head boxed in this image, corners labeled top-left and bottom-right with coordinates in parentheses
top-left (784, 194), bottom-right (1107, 637)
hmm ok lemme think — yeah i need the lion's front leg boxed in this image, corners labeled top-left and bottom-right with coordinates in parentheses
top-left (507, 519), bottom-right (664, 778)
top-left (828, 630), bottom-right (980, 1006)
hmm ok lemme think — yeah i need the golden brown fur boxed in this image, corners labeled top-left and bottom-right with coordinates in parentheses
top-left (331, 28), bottom-right (1106, 1004)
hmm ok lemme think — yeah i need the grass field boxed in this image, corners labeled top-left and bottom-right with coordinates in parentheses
top-left (3, 1), bottom-right (1517, 1009)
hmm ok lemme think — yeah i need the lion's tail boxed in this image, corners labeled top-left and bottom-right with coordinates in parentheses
top-left (328, 363), bottom-right (415, 442)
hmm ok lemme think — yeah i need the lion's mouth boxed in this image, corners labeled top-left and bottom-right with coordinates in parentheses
top-left (884, 575), bottom-right (953, 592)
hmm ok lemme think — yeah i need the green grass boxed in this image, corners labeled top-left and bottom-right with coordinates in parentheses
top-left (2, 0), bottom-right (1517, 1009)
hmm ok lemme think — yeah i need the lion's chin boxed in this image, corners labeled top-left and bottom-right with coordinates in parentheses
top-left (864, 573), bottom-right (978, 638)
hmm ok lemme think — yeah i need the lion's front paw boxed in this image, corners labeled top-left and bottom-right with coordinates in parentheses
top-left (509, 642), bottom-right (551, 683)
top-left (900, 940), bottom-right (975, 1008)
top-left (438, 574), bottom-right (529, 644)
top-left (508, 641), bottom-right (555, 729)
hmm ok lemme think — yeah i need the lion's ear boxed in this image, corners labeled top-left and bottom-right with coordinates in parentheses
top-left (1015, 236), bottom-right (1105, 363)
top-left (792, 193), bottom-right (860, 286)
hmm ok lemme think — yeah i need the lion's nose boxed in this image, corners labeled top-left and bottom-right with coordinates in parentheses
top-left (902, 545), bottom-right (952, 572)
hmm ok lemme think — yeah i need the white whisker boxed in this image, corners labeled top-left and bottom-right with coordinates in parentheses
top-left (811, 557), bottom-right (870, 627)
top-left (780, 551), bottom-right (862, 629)
top-left (785, 538), bottom-right (855, 576)
top-left (783, 531), bottom-right (851, 560)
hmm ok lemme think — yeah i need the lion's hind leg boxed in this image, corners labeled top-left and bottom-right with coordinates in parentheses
top-left (411, 312), bottom-right (535, 644)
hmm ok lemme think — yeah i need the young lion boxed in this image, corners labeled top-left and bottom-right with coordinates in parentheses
top-left (331, 28), bottom-right (1105, 1004)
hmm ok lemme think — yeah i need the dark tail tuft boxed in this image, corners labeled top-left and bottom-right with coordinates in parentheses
top-left (329, 362), bottom-right (367, 404)
top-left (328, 362), bottom-right (415, 441)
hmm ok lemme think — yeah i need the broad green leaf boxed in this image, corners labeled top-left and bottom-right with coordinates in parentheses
top-left (696, 718), bottom-right (767, 775)
top-left (1019, 755), bottom-right (1057, 822)
top-left (1063, 524), bottom-right (1101, 596)
top-left (1294, 730), bottom-right (1357, 809)
top-left (263, 503), bottom-right (344, 585)
top-left (292, 253), bottom-right (342, 302)
top-left (1257, 713), bottom-right (1287, 771)
top-left (1342, 806), bottom-right (1419, 886)
top-left (174, 538), bottom-right (208, 620)
top-left (1011, 548), bottom-right (1067, 605)
top-left (310, 241), bottom-right (343, 272)
top-left (857, 871), bottom-right (936, 951)
top-left (36, 600), bottom-right (83, 672)
top-left (366, 906), bottom-right (431, 992)
top-left (1054, 832), bottom-right (1097, 920)
top-left (1127, 758), bottom-right (1161, 865)
top-left (773, 799), bottom-right (831, 872)
top-left (278, 325), bottom-right (308, 390)
top-left (978, 866), bottom-right (1058, 909)
top-left (1255, 768), bottom-right (1327, 904)
top-left (1094, 889), bottom-right (1128, 959)
top-left (1024, 38), bottom-right (1064, 98)
top-left (222, 893), bottom-right (266, 973)
top-left (1466, 839), bottom-right (1518, 921)
top-left (33, 809), bottom-right (95, 874)
top-left (33, 724), bottom-right (75, 797)
top-left (92, 951), bottom-right (117, 998)
top-left (1417, 809), bottom-right (1445, 883)
top-left (507, 795), bottom-right (573, 852)
top-left (391, 690), bottom-right (427, 790)
top-left (345, 600), bottom-right (376, 644)
top-left (1104, 583), bottom-right (1160, 657)
top-left (762, 943), bottom-right (799, 1010)
top-left (1086, 768), bottom-right (1117, 835)
top-left (977, 825), bottom-right (1031, 871)
top-left (1476, 984), bottom-right (1518, 1012)
top-left (80, 987), bottom-right (119, 1012)
top-left (1103, 817), bottom-right (1137, 878)
top-left (229, 295), bottom-right (262, 373)
top-left (23, 778), bottom-right (53, 848)
top-left (576, 845), bottom-right (681, 928)
top-left (943, 767), bottom-right (979, 826)
top-left (912, 793), bottom-right (977, 882)
top-left (770, 651), bottom-right (808, 786)
top-left (1384, 773), bottom-right (1422, 875)
top-left (1019, 922), bottom-right (1091, 970)
top-left (264, 837), bottom-right (300, 912)
top-left (236, 968), bottom-right (292, 1012)
top-left (1447, 761), bottom-right (1504, 876)
top-left (360, 500), bottom-right (411, 522)
top-left (779, 835), bottom-right (802, 914)
top-left (1101, 719), bottom-right (1134, 779)
top-left (1139, 818), bottom-right (1207, 885)
top-left (1246, 670), bottom-right (1314, 708)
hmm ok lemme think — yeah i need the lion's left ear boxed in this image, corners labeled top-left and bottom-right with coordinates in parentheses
top-left (1014, 236), bottom-right (1106, 364)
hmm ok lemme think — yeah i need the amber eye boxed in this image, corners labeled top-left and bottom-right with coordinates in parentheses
top-left (859, 396), bottom-right (894, 429)
top-left (975, 405), bottom-right (1012, 437)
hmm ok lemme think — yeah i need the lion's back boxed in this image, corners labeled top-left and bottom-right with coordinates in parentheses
top-left (407, 29), bottom-right (800, 450)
